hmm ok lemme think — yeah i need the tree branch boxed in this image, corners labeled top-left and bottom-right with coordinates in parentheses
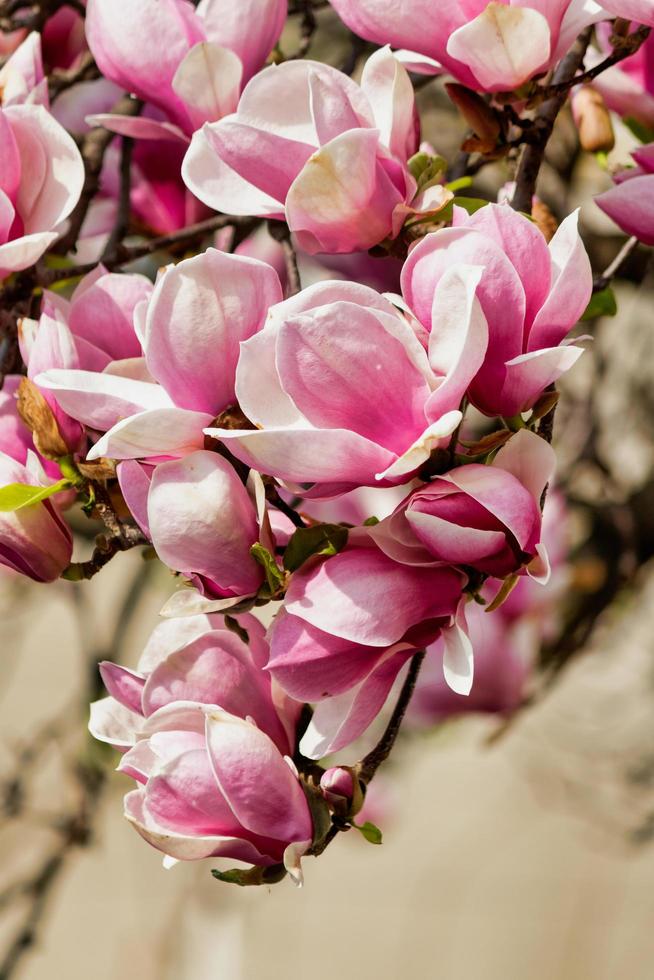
top-left (511, 27), bottom-right (593, 215)
top-left (357, 651), bottom-right (426, 784)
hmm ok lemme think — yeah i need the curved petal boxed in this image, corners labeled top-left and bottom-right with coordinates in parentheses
top-left (145, 247), bottom-right (282, 414)
top-left (34, 369), bottom-right (173, 431)
top-left (87, 408), bottom-right (212, 461)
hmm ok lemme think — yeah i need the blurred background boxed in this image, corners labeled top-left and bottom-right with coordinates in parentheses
top-left (1, 7), bottom-right (654, 979)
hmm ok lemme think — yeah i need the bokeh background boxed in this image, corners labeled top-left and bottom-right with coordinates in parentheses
top-left (1, 8), bottom-right (654, 979)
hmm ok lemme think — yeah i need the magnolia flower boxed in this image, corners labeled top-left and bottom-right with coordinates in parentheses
top-left (20, 266), bottom-right (152, 455)
top-left (371, 430), bottom-right (554, 580)
top-left (596, 143), bottom-right (654, 245)
top-left (36, 249), bottom-right (282, 461)
top-left (90, 612), bottom-right (299, 755)
top-left (328, 0), bottom-right (608, 92)
top-left (207, 273), bottom-right (487, 494)
top-left (267, 543), bottom-right (466, 757)
top-left (146, 451), bottom-right (264, 600)
top-left (0, 451), bottom-right (72, 582)
top-left (86, 0), bottom-right (287, 139)
top-left (90, 614), bottom-right (311, 878)
top-left (0, 103), bottom-right (84, 278)
top-left (183, 47), bottom-right (421, 254)
top-left (405, 431), bottom-right (554, 577)
top-left (401, 203), bottom-right (591, 418)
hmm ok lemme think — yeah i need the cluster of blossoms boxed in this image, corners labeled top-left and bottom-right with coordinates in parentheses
top-left (0, 0), bottom-right (652, 886)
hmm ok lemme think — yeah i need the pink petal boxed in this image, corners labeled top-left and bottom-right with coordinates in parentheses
top-left (87, 408), bottom-right (211, 461)
top-left (145, 247), bottom-right (282, 415)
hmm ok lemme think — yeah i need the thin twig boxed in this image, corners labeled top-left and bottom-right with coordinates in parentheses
top-left (358, 651), bottom-right (426, 784)
top-left (594, 236), bottom-right (639, 291)
top-left (100, 134), bottom-right (135, 265)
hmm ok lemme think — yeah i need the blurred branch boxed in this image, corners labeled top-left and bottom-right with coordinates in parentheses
top-left (0, 562), bottom-right (156, 978)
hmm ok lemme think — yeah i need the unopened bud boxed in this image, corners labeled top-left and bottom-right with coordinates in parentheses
top-left (320, 766), bottom-right (363, 816)
top-left (572, 86), bottom-right (615, 154)
top-left (532, 199), bottom-right (558, 243)
top-left (445, 83), bottom-right (501, 152)
top-left (16, 377), bottom-right (69, 460)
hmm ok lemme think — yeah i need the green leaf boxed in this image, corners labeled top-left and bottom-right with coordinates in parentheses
top-left (0, 478), bottom-right (71, 512)
top-left (212, 864), bottom-right (287, 887)
top-left (223, 614), bottom-right (249, 645)
top-left (363, 516), bottom-right (380, 527)
top-left (624, 116), bottom-right (654, 145)
top-left (451, 195), bottom-right (489, 215)
top-left (250, 543), bottom-right (285, 595)
top-left (581, 286), bottom-right (617, 321)
top-left (445, 176), bottom-right (473, 193)
top-left (353, 820), bottom-right (383, 845)
top-left (283, 523), bottom-right (349, 573)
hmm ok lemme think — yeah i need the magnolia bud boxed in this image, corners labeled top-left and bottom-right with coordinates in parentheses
top-left (572, 86), bottom-right (615, 154)
top-left (445, 83), bottom-right (501, 152)
top-left (320, 767), bottom-right (363, 816)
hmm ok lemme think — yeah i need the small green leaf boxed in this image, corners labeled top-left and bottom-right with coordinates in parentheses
top-left (581, 286), bottom-right (617, 321)
top-left (445, 176), bottom-right (473, 193)
top-left (211, 864), bottom-right (287, 887)
top-left (624, 116), bottom-right (654, 145)
top-left (223, 614), bottom-right (249, 645)
top-left (250, 543), bottom-right (285, 595)
top-left (0, 478), bottom-right (71, 512)
top-left (283, 523), bottom-right (349, 573)
top-left (451, 195), bottom-right (489, 215)
top-left (363, 516), bottom-right (380, 527)
top-left (353, 820), bottom-right (383, 845)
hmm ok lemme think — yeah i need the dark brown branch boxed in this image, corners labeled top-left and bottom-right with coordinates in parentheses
top-left (100, 134), bottom-right (135, 266)
top-left (594, 236), bottom-right (639, 292)
top-left (267, 221), bottom-right (301, 295)
top-left (55, 94), bottom-right (143, 256)
top-left (358, 651), bottom-right (426, 784)
top-left (511, 27), bottom-right (593, 215)
top-left (49, 52), bottom-right (100, 101)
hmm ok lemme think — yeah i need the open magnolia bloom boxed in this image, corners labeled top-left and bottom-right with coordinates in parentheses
top-left (86, 0), bottom-right (287, 139)
top-left (0, 103), bottom-right (84, 277)
top-left (35, 248), bottom-right (282, 461)
top-left (183, 47), bottom-right (423, 253)
top-left (370, 430), bottom-right (555, 581)
top-left (267, 542), bottom-right (468, 757)
top-left (90, 614), bottom-right (311, 880)
top-left (401, 204), bottom-right (591, 418)
top-left (206, 272), bottom-right (488, 495)
top-left (328, 0), bottom-right (609, 92)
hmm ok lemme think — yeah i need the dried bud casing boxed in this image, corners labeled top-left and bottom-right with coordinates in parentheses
top-left (445, 83), bottom-right (501, 152)
top-left (572, 86), bottom-right (615, 154)
top-left (16, 377), bottom-right (69, 460)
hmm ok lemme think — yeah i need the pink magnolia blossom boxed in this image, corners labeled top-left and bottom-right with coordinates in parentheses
top-left (0, 451), bottom-right (72, 581)
top-left (86, 0), bottom-right (286, 139)
top-left (36, 249), bottom-right (281, 462)
top-left (0, 32), bottom-right (48, 107)
top-left (90, 613), bottom-right (311, 876)
top-left (595, 143), bottom-right (654, 245)
top-left (328, 0), bottom-right (608, 92)
top-left (401, 203), bottom-right (590, 418)
top-left (90, 612), bottom-right (298, 755)
top-left (182, 48), bottom-right (422, 254)
top-left (0, 103), bottom-right (84, 278)
top-left (146, 451), bottom-right (264, 600)
top-left (20, 266), bottom-right (152, 454)
top-left (207, 273), bottom-right (487, 494)
top-left (320, 767), bottom-right (356, 807)
top-left (371, 429), bottom-right (554, 579)
top-left (267, 543), bottom-right (466, 757)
